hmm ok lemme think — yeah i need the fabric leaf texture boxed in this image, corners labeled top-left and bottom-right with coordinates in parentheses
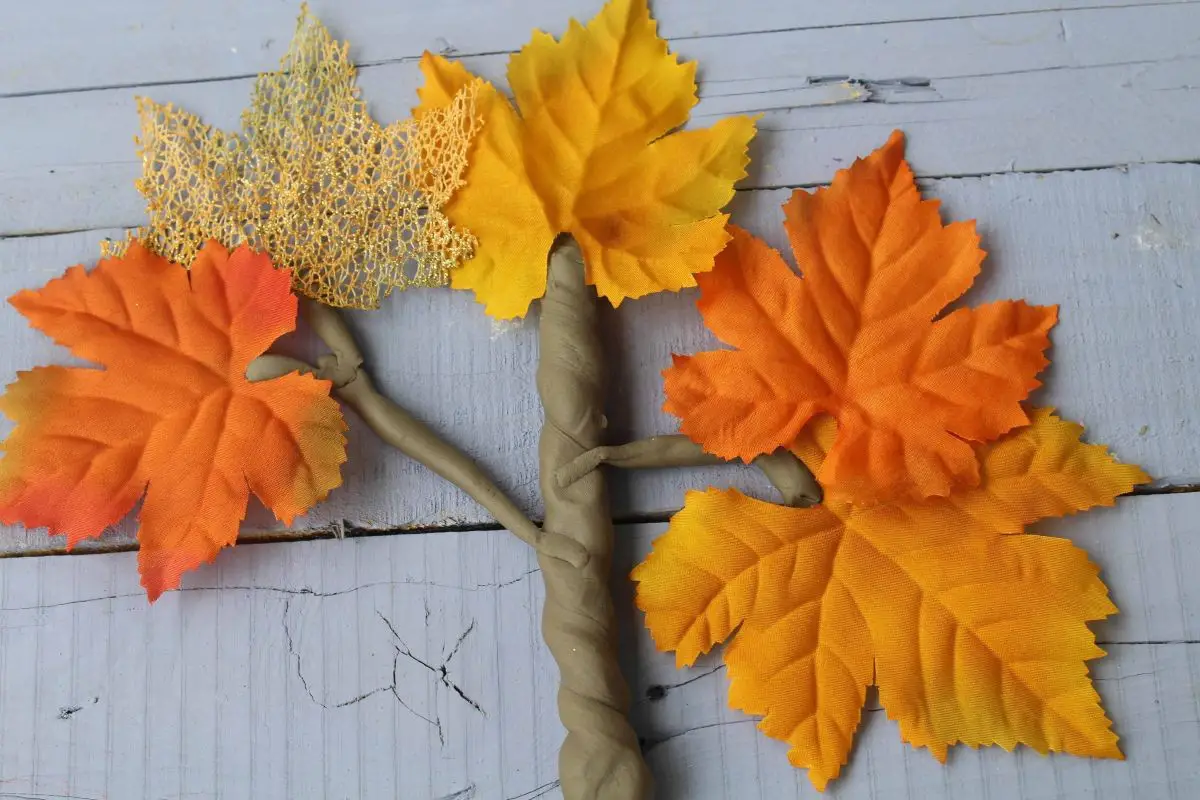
top-left (0, 241), bottom-right (347, 600)
top-left (104, 6), bottom-right (479, 310)
top-left (633, 409), bottom-right (1149, 789)
top-left (664, 131), bottom-right (1057, 504)
top-left (415, 0), bottom-right (756, 317)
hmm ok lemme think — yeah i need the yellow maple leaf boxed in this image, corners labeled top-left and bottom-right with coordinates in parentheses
top-left (632, 409), bottom-right (1149, 790)
top-left (415, 0), bottom-right (757, 318)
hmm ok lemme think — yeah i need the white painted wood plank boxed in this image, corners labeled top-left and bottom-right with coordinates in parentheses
top-left (0, 501), bottom-right (1196, 799)
top-left (3, 4), bottom-right (1200, 234)
top-left (0, 163), bottom-right (1196, 554)
top-left (4, 0), bottom-right (1189, 97)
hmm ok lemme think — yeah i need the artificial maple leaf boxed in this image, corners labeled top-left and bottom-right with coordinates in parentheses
top-left (664, 131), bottom-right (1058, 504)
top-left (0, 241), bottom-right (347, 600)
top-left (633, 409), bottom-right (1149, 790)
top-left (104, 6), bottom-right (479, 310)
top-left (415, 0), bottom-right (756, 318)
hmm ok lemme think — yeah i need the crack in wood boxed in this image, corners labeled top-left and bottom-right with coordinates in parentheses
top-left (504, 779), bottom-right (562, 800)
top-left (747, 158), bottom-right (1200, 192)
top-left (639, 707), bottom-right (889, 755)
top-left (639, 719), bottom-right (758, 753)
top-left (0, 571), bottom-right (543, 612)
top-left (1096, 671), bottom-right (1157, 681)
top-left (283, 598), bottom-right (450, 743)
top-left (377, 610), bottom-right (487, 718)
top-left (331, 686), bottom-right (392, 708)
top-left (433, 786), bottom-right (476, 800)
top-left (643, 664), bottom-right (726, 703)
top-left (444, 619), bottom-right (476, 664)
top-left (389, 647), bottom-right (445, 747)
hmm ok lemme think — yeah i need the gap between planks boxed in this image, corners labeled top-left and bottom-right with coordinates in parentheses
top-left (0, 486), bottom-right (1193, 559)
top-left (3, 160), bottom-right (1197, 242)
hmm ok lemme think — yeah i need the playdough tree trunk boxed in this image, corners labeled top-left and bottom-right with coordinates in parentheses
top-left (536, 238), bottom-right (653, 799)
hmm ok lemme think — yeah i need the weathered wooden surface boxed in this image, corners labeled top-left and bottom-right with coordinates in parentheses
top-left (0, 501), bottom-right (1197, 800)
top-left (1, 0), bottom-right (1198, 797)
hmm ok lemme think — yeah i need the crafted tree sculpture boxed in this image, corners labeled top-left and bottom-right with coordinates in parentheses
top-left (0, 2), bottom-right (1150, 799)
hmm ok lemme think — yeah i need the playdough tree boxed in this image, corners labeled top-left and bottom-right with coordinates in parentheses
top-left (410, 0), bottom-right (773, 792)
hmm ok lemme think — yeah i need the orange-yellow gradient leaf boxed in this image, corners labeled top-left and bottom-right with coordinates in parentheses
top-left (633, 409), bottom-right (1149, 790)
top-left (416, 0), bottom-right (756, 318)
top-left (664, 131), bottom-right (1057, 503)
top-left (0, 241), bottom-right (347, 600)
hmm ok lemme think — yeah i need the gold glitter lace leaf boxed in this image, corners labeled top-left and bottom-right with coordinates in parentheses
top-left (104, 6), bottom-right (479, 310)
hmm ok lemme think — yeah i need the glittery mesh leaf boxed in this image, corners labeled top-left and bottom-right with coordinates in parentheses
top-left (103, 6), bottom-right (479, 309)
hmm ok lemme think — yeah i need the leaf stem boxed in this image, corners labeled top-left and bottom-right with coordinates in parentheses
top-left (334, 370), bottom-right (587, 565)
top-left (555, 435), bottom-right (822, 507)
top-left (247, 303), bottom-right (589, 567)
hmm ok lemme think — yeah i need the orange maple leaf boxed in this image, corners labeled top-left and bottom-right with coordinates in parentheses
top-left (664, 131), bottom-right (1057, 503)
top-left (0, 241), bottom-right (347, 600)
top-left (415, 0), bottom-right (756, 318)
top-left (633, 410), bottom-right (1150, 790)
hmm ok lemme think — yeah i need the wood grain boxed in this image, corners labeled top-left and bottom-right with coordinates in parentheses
top-left (1, 164), bottom-right (1196, 555)
top-left (0, 502), bottom-right (1194, 799)
top-left (3, 3), bottom-right (1200, 235)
